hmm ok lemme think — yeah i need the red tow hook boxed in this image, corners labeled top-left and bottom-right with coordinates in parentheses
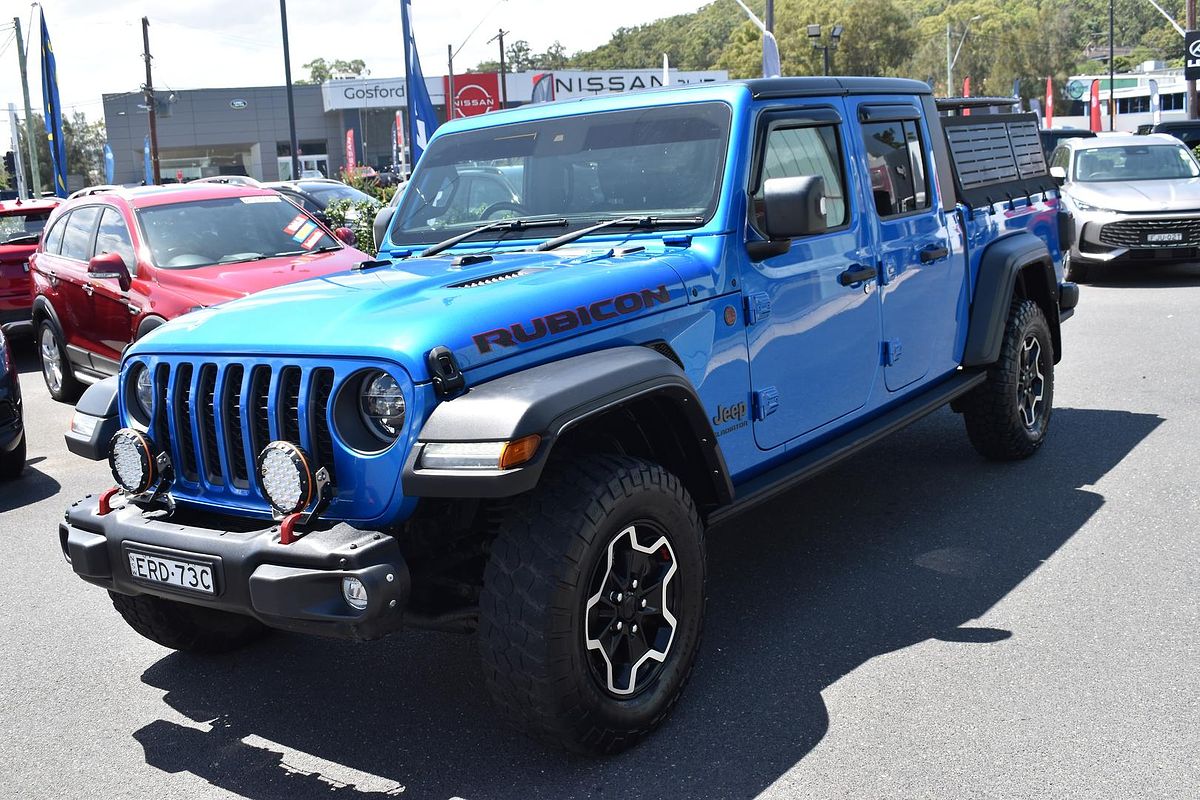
top-left (279, 512), bottom-right (305, 545)
top-left (97, 487), bottom-right (121, 516)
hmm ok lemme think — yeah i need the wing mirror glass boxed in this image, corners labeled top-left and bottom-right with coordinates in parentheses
top-left (763, 175), bottom-right (828, 240)
top-left (333, 226), bottom-right (357, 246)
top-left (88, 251), bottom-right (131, 291)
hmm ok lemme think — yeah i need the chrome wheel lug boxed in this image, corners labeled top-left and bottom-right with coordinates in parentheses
top-left (641, 598), bottom-right (647, 608)
top-left (615, 620), bottom-right (623, 631)
top-left (631, 624), bottom-right (638, 634)
top-left (631, 579), bottom-right (638, 589)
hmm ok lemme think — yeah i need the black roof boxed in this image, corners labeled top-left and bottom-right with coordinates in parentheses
top-left (743, 77), bottom-right (932, 99)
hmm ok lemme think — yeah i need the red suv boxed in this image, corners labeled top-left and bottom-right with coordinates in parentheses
top-left (1, 197), bottom-right (61, 330)
top-left (31, 184), bottom-right (367, 401)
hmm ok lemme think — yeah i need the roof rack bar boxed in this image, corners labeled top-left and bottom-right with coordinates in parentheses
top-left (935, 96), bottom-right (1020, 111)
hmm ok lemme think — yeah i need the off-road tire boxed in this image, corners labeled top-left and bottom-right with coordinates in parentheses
top-left (38, 320), bottom-right (82, 403)
top-left (479, 454), bottom-right (706, 754)
top-left (0, 431), bottom-right (26, 479)
top-left (962, 298), bottom-right (1054, 461)
top-left (109, 591), bottom-right (269, 653)
top-left (1063, 252), bottom-right (1089, 284)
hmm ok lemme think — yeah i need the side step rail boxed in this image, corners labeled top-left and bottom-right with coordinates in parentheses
top-left (708, 369), bottom-right (987, 526)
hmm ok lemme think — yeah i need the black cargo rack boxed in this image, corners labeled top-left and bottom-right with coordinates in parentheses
top-left (939, 110), bottom-right (1056, 208)
top-left (936, 96), bottom-right (1023, 115)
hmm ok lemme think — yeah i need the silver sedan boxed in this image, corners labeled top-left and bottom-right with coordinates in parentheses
top-left (1049, 133), bottom-right (1200, 282)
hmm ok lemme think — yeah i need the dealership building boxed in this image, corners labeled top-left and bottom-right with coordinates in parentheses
top-left (101, 69), bottom-right (728, 184)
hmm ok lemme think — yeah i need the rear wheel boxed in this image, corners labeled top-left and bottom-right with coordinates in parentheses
top-left (109, 591), bottom-right (269, 653)
top-left (479, 454), bottom-right (705, 754)
top-left (0, 431), bottom-right (25, 480)
top-left (38, 320), bottom-right (81, 403)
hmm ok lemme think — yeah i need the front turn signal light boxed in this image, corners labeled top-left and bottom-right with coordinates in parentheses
top-left (499, 435), bottom-right (541, 469)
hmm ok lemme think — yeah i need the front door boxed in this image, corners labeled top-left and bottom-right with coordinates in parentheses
top-left (742, 104), bottom-right (883, 451)
top-left (88, 206), bottom-right (141, 369)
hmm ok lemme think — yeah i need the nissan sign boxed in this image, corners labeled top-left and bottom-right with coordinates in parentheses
top-left (1187, 31), bottom-right (1200, 82)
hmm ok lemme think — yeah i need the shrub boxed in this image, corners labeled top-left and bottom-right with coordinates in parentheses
top-left (323, 197), bottom-right (381, 255)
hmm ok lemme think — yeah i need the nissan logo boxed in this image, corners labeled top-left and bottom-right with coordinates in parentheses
top-left (230, 99), bottom-right (248, 110)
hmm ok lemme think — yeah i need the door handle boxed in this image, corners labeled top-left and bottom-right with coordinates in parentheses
top-left (919, 244), bottom-right (949, 263)
top-left (127, 303), bottom-right (140, 315)
top-left (838, 264), bottom-right (878, 286)
top-left (82, 283), bottom-right (94, 296)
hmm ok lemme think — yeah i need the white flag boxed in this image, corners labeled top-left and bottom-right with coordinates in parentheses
top-left (763, 30), bottom-right (781, 78)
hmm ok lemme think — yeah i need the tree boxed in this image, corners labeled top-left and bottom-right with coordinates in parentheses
top-left (505, 40), bottom-right (534, 72)
top-left (298, 57), bottom-right (369, 84)
top-left (533, 41), bottom-right (570, 70)
top-left (16, 111), bottom-right (107, 190)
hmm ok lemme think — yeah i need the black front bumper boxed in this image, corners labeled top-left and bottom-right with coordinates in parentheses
top-left (60, 496), bottom-right (410, 640)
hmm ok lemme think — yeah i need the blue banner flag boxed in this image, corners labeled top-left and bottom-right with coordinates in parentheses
top-left (400, 0), bottom-right (439, 165)
top-left (39, 10), bottom-right (69, 197)
top-left (144, 135), bottom-right (153, 185)
top-left (103, 143), bottom-right (115, 184)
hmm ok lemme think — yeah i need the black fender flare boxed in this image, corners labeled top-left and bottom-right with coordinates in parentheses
top-left (136, 315), bottom-right (166, 340)
top-left (402, 346), bottom-right (734, 505)
top-left (962, 232), bottom-right (1061, 366)
top-left (31, 295), bottom-right (64, 338)
top-left (63, 376), bottom-right (120, 461)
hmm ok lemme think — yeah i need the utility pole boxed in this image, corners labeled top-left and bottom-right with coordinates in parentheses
top-left (946, 24), bottom-right (953, 96)
top-left (490, 29), bottom-right (509, 108)
top-left (1108, 0), bottom-right (1115, 131)
top-left (279, 0), bottom-right (301, 180)
top-left (765, 0), bottom-right (774, 32)
top-left (1190, 0), bottom-right (1198, 119)
top-left (141, 17), bottom-right (161, 185)
top-left (447, 44), bottom-right (456, 120)
top-left (13, 17), bottom-right (42, 196)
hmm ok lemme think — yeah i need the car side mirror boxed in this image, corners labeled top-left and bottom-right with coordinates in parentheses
top-left (333, 226), bottom-right (357, 246)
top-left (763, 175), bottom-right (828, 240)
top-left (88, 252), bottom-right (131, 292)
top-left (373, 206), bottom-right (396, 252)
top-left (1049, 165), bottom-right (1067, 185)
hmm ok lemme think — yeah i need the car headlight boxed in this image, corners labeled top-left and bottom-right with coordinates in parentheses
top-left (134, 365), bottom-right (153, 417)
top-left (1071, 198), bottom-right (1111, 214)
top-left (360, 371), bottom-right (405, 441)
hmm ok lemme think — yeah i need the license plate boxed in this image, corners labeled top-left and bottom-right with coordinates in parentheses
top-left (1145, 232), bottom-right (1184, 243)
top-left (126, 549), bottom-right (215, 594)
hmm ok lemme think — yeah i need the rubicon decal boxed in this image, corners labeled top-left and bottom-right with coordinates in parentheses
top-left (473, 285), bottom-right (671, 353)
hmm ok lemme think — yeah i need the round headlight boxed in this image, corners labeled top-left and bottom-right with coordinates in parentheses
top-left (360, 371), bottom-right (405, 440)
top-left (256, 441), bottom-right (314, 515)
top-left (109, 428), bottom-right (157, 495)
top-left (134, 365), bottom-right (154, 418)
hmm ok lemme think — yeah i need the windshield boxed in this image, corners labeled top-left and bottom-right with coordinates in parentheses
top-left (0, 209), bottom-right (52, 245)
top-left (389, 102), bottom-right (731, 247)
top-left (1073, 145), bottom-right (1200, 182)
top-left (136, 195), bottom-right (337, 268)
top-left (300, 183), bottom-right (376, 205)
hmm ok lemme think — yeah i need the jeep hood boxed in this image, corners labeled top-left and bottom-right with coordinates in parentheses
top-left (133, 247), bottom-right (695, 381)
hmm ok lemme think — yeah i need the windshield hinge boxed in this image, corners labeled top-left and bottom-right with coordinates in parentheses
top-left (427, 346), bottom-right (466, 399)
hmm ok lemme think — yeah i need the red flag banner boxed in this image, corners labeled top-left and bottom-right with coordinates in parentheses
top-left (1089, 80), bottom-right (1102, 132)
top-left (962, 76), bottom-right (971, 116)
top-left (345, 129), bottom-right (357, 170)
top-left (1045, 76), bottom-right (1054, 130)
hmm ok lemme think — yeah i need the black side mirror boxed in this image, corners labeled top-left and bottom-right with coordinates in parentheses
top-left (373, 206), bottom-right (396, 252)
top-left (763, 175), bottom-right (828, 240)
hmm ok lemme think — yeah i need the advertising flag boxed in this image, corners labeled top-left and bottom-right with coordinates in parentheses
top-left (39, 10), bottom-right (69, 197)
top-left (143, 135), bottom-right (153, 185)
top-left (400, 0), bottom-right (439, 165)
top-left (762, 30), bottom-right (781, 79)
top-left (395, 110), bottom-right (406, 175)
top-left (1045, 76), bottom-right (1054, 130)
top-left (1011, 79), bottom-right (1021, 112)
top-left (345, 129), bottom-right (357, 170)
top-left (1089, 79), bottom-right (1102, 132)
top-left (1149, 79), bottom-right (1161, 124)
top-left (962, 76), bottom-right (971, 116)
top-left (530, 73), bottom-right (555, 103)
top-left (662, 53), bottom-right (669, 86)
top-left (1029, 97), bottom-right (1043, 126)
top-left (103, 143), bottom-right (114, 184)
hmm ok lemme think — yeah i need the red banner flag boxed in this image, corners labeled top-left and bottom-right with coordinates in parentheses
top-left (962, 76), bottom-right (971, 116)
top-left (1045, 76), bottom-right (1054, 130)
top-left (1089, 79), bottom-right (1102, 132)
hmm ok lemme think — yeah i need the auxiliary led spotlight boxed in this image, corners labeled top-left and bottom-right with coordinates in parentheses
top-left (256, 441), bottom-right (316, 516)
top-left (108, 428), bottom-right (158, 495)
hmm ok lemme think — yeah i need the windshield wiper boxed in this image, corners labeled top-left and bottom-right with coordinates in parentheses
top-left (420, 217), bottom-right (568, 258)
top-left (534, 215), bottom-right (704, 253)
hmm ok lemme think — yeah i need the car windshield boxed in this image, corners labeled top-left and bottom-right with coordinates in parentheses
top-left (299, 183), bottom-right (376, 205)
top-left (1073, 145), bottom-right (1200, 182)
top-left (389, 102), bottom-right (731, 247)
top-left (0, 209), bottom-right (52, 245)
top-left (135, 195), bottom-right (337, 268)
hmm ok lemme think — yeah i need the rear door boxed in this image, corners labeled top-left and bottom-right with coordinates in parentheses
top-left (38, 206), bottom-right (103, 364)
top-left (849, 99), bottom-right (957, 392)
top-left (742, 102), bottom-right (883, 450)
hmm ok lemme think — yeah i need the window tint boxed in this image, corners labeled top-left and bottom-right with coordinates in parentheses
top-left (60, 206), bottom-right (102, 261)
top-left (862, 120), bottom-right (931, 217)
top-left (1051, 147), bottom-right (1070, 171)
top-left (753, 124), bottom-right (847, 229)
top-left (43, 214), bottom-right (68, 254)
top-left (95, 208), bottom-right (136, 271)
top-left (0, 209), bottom-right (52, 245)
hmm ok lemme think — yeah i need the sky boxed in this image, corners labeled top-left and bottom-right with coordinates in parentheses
top-left (0, 0), bottom-right (711, 122)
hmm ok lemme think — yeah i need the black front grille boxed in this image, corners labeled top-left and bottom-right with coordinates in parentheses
top-left (1100, 217), bottom-right (1200, 249)
top-left (279, 366), bottom-right (302, 445)
top-left (223, 365), bottom-right (247, 487)
top-left (173, 363), bottom-right (198, 481)
top-left (310, 368), bottom-right (337, 485)
top-left (198, 364), bottom-right (222, 485)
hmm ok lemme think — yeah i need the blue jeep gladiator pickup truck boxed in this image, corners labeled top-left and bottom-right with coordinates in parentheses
top-left (61, 78), bottom-right (1077, 753)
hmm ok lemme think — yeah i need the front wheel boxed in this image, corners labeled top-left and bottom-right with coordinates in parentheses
top-left (961, 298), bottom-right (1054, 460)
top-left (479, 455), bottom-right (706, 754)
top-left (38, 320), bottom-right (81, 403)
top-left (109, 591), bottom-right (269, 653)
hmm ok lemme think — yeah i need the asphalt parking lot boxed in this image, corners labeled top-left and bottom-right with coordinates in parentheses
top-left (1, 260), bottom-right (1197, 800)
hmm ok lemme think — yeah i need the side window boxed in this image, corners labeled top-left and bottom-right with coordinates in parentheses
top-left (861, 120), bottom-right (931, 217)
top-left (44, 213), bottom-right (69, 254)
top-left (95, 207), bottom-right (137, 272)
top-left (1051, 146), bottom-right (1070, 172)
top-left (60, 206), bottom-right (102, 262)
top-left (753, 124), bottom-right (848, 230)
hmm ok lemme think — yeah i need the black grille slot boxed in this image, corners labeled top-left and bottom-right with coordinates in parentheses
top-left (250, 366), bottom-right (272, 459)
top-left (310, 368), bottom-right (337, 484)
top-left (1099, 217), bottom-right (1200, 249)
top-left (222, 365), bottom-right (247, 487)
top-left (153, 364), bottom-right (170, 448)
top-left (173, 363), bottom-right (198, 481)
top-left (197, 365), bottom-right (223, 485)
top-left (279, 366), bottom-right (302, 446)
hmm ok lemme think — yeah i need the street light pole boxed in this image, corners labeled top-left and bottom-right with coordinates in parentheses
top-left (1190, 0), bottom-right (1198, 119)
top-left (12, 16), bottom-right (42, 196)
top-left (946, 15), bottom-right (982, 96)
top-left (279, 0), bottom-right (301, 181)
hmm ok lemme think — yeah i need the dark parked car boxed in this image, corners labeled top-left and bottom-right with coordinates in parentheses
top-left (0, 325), bottom-right (24, 479)
top-left (1039, 128), bottom-right (1096, 157)
top-left (262, 179), bottom-right (378, 224)
top-left (1141, 120), bottom-right (1200, 149)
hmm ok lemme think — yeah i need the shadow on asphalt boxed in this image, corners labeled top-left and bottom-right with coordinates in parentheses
top-left (0, 454), bottom-right (60, 514)
top-left (132, 406), bottom-right (1161, 800)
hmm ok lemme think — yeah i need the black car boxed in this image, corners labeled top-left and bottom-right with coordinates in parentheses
top-left (0, 325), bottom-right (25, 479)
top-left (1142, 120), bottom-right (1200, 149)
top-left (1040, 128), bottom-right (1096, 157)
top-left (261, 179), bottom-right (378, 225)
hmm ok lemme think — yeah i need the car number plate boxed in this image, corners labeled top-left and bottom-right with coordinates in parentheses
top-left (126, 549), bottom-right (215, 594)
top-left (1145, 232), bottom-right (1184, 243)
